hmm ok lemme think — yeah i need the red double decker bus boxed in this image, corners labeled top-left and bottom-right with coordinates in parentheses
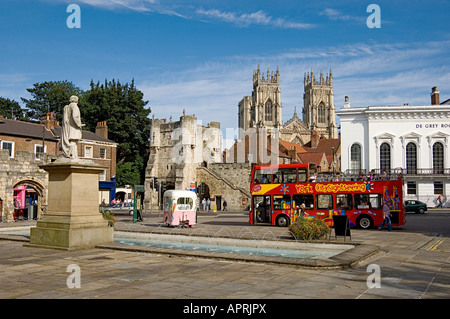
top-left (249, 163), bottom-right (406, 229)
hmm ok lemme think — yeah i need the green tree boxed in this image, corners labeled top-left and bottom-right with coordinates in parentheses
top-left (0, 97), bottom-right (27, 120)
top-left (21, 81), bottom-right (83, 122)
top-left (82, 79), bottom-right (151, 186)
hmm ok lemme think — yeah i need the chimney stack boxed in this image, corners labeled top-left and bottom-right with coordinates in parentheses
top-left (311, 130), bottom-right (319, 148)
top-left (41, 112), bottom-right (59, 130)
top-left (95, 121), bottom-right (108, 139)
top-left (431, 86), bottom-right (440, 105)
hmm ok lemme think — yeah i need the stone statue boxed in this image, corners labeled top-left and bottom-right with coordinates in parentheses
top-left (61, 95), bottom-right (84, 159)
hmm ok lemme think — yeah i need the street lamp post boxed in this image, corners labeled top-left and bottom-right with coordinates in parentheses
top-left (332, 147), bottom-right (336, 175)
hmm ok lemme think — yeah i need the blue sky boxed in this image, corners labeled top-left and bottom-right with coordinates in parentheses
top-left (1, 0), bottom-right (449, 147)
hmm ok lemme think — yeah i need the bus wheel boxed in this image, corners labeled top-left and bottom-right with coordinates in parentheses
top-left (276, 215), bottom-right (290, 227)
top-left (356, 215), bottom-right (373, 229)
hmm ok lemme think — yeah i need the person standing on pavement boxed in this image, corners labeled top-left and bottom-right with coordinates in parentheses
top-left (223, 200), bottom-right (227, 211)
top-left (201, 198), bottom-right (206, 211)
top-left (378, 202), bottom-right (392, 231)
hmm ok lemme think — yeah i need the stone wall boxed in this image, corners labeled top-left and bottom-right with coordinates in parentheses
top-left (0, 150), bottom-right (54, 222)
top-left (196, 166), bottom-right (251, 211)
top-left (207, 162), bottom-right (252, 191)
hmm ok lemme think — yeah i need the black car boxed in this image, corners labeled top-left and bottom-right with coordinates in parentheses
top-left (404, 200), bottom-right (427, 214)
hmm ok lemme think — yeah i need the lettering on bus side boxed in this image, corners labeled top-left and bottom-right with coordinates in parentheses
top-left (315, 183), bottom-right (367, 193)
top-left (295, 184), bottom-right (314, 193)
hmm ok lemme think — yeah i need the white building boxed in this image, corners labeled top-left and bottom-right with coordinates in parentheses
top-left (337, 87), bottom-right (450, 207)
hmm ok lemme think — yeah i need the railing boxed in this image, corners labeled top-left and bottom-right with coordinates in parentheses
top-left (343, 168), bottom-right (450, 179)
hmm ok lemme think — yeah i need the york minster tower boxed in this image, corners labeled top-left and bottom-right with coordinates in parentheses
top-left (302, 68), bottom-right (338, 139)
top-left (238, 66), bottom-right (282, 138)
top-left (238, 66), bottom-right (338, 144)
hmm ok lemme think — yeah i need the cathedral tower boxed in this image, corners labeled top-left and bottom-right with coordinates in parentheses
top-left (238, 65), bottom-right (282, 138)
top-left (302, 68), bottom-right (337, 139)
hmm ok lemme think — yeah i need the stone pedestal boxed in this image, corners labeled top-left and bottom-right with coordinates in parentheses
top-left (26, 158), bottom-right (113, 250)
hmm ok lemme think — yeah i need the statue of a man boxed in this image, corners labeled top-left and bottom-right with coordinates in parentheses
top-left (61, 95), bottom-right (84, 159)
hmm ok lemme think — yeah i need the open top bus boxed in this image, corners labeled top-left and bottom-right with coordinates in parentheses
top-left (249, 163), bottom-right (406, 228)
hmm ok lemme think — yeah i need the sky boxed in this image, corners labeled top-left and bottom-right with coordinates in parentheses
top-left (1, 0), bottom-right (449, 148)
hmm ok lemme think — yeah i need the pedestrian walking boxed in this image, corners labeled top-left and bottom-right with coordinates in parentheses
top-left (223, 200), bottom-right (227, 211)
top-left (436, 194), bottom-right (443, 208)
top-left (378, 202), bottom-right (392, 231)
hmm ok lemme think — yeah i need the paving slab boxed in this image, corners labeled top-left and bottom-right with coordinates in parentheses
top-left (0, 212), bottom-right (448, 301)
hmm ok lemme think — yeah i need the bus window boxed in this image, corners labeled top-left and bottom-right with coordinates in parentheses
top-left (336, 194), bottom-right (353, 210)
top-left (292, 194), bottom-right (314, 210)
top-left (298, 168), bottom-right (307, 183)
top-left (316, 194), bottom-right (333, 210)
top-left (355, 193), bottom-right (382, 210)
top-left (273, 168), bottom-right (297, 183)
top-left (254, 169), bottom-right (271, 184)
top-left (308, 163), bottom-right (317, 176)
top-left (273, 195), bottom-right (291, 210)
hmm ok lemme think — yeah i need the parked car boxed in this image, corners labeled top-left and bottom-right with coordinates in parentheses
top-left (404, 200), bottom-right (427, 214)
top-left (103, 202), bottom-right (134, 215)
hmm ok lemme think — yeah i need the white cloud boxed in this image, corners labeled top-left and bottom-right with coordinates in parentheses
top-left (319, 8), bottom-right (365, 23)
top-left (195, 8), bottom-right (315, 29)
top-left (137, 40), bottom-right (450, 145)
top-left (45, 0), bottom-right (185, 16)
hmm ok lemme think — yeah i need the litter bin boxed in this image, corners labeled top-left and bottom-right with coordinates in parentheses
top-left (28, 205), bottom-right (37, 220)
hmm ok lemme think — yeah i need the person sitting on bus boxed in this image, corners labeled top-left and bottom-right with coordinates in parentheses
top-left (309, 173), bottom-right (317, 182)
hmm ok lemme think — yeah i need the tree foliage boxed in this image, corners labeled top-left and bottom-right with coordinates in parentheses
top-left (0, 97), bottom-right (27, 120)
top-left (19, 79), bottom-right (151, 186)
top-left (82, 79), bottom-right (151, 164)
top-left (21, 80), bottom-right (83, 122)
top-left (82, 79), bottom-right (151, 186)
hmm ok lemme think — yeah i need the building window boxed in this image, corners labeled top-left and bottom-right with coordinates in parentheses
top-left (84, 145), bottom-right (93, 158)
top-left (265, 100), bottom-right (273, 122)
top-left (100, 148), bottom-right (106, 159)
top-left (318, 102), bottom-right (326, 123)
top-left (350, 143), bottom-right (361, 171)
top-left (433, 142), bottom-right (444, 174)
top-left (34, 144), bottom-right (46, 160)
top-left (99, 170), bottom-right (106, 182)
top-left (434, 181), bottom-right (443, 195)
top-left (1, 141), bottom-right (14, 158)
top-left (406, 142), bottom-right (417, 174)
top-left (407, 181), bottom-right (417, 195)
top-left (380, 142), bottom-right (391, 172)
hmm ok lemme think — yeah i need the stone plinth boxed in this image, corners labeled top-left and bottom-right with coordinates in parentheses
top-left (26, 158), bottom-right (113, 250)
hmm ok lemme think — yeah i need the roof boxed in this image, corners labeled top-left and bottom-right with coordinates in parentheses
top-left (441, 98), bottom-right (450, 105)
top-left (302, 138), bottom-right (340, 154)
top-left (0, 116), bottom-right (117, 145)
top-left (0, 117), bottom-right (58, 141)
top-left (52, 126), bottom-right (116, 144)
top-left (297, 152), bottom-right (326, 166)
top-left (278, 139), bottom-right (307, 154)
